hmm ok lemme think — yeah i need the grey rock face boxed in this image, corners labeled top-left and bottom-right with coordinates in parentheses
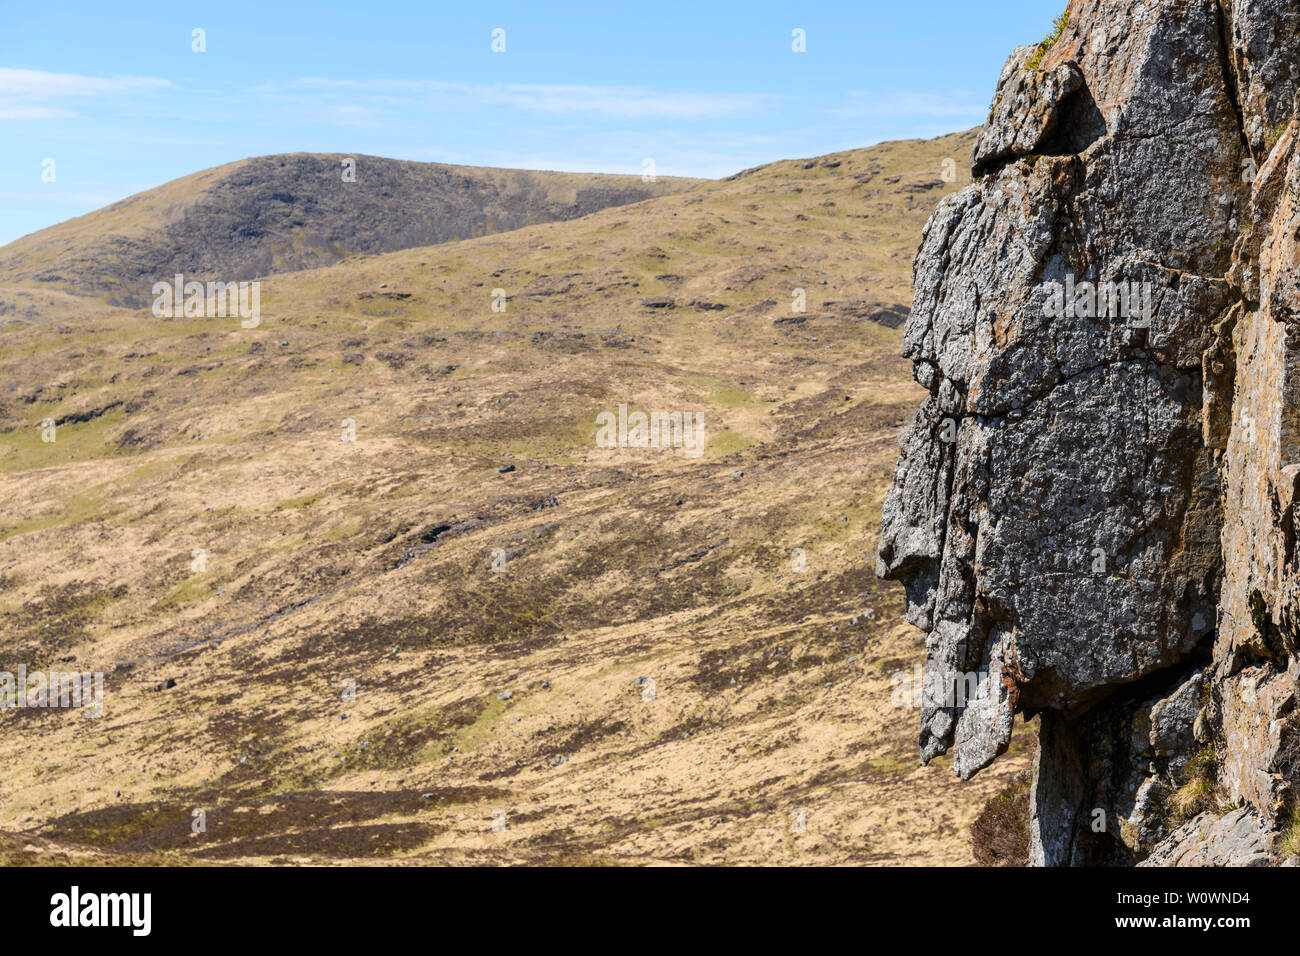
top-left (1220, 661), bottom-right (1299, 824)
top-left (1027, 666), bottom-right (1208, 866)
top-left (880, 0), bottom-right (1300, 864)
top-left (1148, 671), bottom-right (1205, 781)
top-left (972, 49), bottom-right (1088, 176)
top-left (1138, 807), bottom-right (1275, 867)
top-left (879, 0), bottom-right (1236, 780)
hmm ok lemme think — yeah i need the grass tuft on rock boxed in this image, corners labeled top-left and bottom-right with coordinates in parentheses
top-left (1277, 802), bottom-right (1300, 861)
top-left (1169, 746), bottom-right (1223, 823)
top-left (1026, 9), bottom-right (1070, 71)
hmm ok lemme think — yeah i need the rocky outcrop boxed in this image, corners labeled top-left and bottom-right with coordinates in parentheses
top-left (879, 0), bottom-right (1300, 865)
top-left (1138, 806), bottom-right (1276, 867)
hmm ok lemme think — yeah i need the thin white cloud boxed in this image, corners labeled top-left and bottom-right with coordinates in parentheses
top-left (254, 78), bottom-right (777, 119)
top-left (393, 125), bottom-right (838, 180)
top-left (825, 90), bottom-right (987, 120)
top-left (0, 105), bottom-right (75, 120)
top-left (0, 68), bottom-right (172, 98)
top-left (0, 68), bottom-right (172, 120)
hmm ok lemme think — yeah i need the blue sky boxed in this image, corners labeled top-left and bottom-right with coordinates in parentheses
top-left (0, 0), bottom-right (1064, 246)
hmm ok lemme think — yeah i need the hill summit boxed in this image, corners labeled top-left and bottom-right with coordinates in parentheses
top-left (0, 154), bottom-right (701, 307)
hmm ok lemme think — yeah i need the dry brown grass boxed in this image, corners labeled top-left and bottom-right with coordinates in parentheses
top-left (970, 770), bottom-right (1032, 866)
top-left (1168, 747), bottom-right (1224, 823)
top-left (0, 128), bottom-right (1033, 866)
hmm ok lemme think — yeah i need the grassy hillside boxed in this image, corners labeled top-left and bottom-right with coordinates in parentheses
top-left (0, 127), bottom-right (1034, 865)
top-left (0, 154), bottom-right (701, 308)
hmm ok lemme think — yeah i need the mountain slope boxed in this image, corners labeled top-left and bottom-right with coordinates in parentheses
top-left (0, 128), bottom-right (1035, 866)
top-left (0, 154), bottom-right (701, 307)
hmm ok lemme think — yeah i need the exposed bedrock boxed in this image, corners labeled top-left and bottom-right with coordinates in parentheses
top-left (879, 0), bottom-right (1300, 864)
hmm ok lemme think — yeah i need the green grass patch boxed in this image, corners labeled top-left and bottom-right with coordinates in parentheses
top-left (150, 574), bottom-right (218, 613)
top-left (0, 406), bottom-right (130, 474)
top-left (275, 492), bottom-right (322, 510)
top-left (0, 490), bottom-right (119, 542)
top-left (707, 429), bottom-right (753, 458)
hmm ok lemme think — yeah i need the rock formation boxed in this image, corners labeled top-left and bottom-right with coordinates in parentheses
top-left (879, 0), bottom-right (1300, 865)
